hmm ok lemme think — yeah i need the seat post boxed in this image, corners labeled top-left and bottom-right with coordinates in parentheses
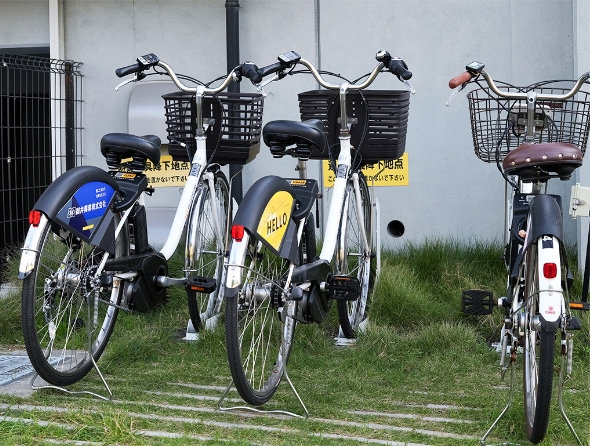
top-left (297, 159), bottom-right (307, 180)
top-left (525, 91), bottom-right (538, 142)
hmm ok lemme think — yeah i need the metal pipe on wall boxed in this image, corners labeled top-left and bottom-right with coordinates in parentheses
top-left (226, 0), bottom-right (242, 203)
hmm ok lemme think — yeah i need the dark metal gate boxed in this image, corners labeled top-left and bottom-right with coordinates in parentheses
top-left (0, 53), bottom-right (82, 264)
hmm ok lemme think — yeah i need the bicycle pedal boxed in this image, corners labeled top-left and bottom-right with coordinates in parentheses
top-left (461, 289), bottom-right (495, 315)
top-left (186, 276), bottom-right (216, 294)
top-left (565, 316), bottom-right (583, 330)
top-left (328, 275), bottom-right (360, 301)
top-left (569, 301), bottom-right (590, 311)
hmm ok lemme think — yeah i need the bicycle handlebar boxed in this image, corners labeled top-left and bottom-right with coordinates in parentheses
top-left (115, 50), bottom-right (413, 95)
top-left (238, 50), bottom-right (413, 92)
top-left (449, 61), bottom-right (590, 101)
top-left (299, 50), bottom-right (412, 90)
top-left (115, 53), bottom-right (241, 95)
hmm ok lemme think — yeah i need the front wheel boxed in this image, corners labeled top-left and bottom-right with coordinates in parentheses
top-left (186, 170), bottom-right (230, 332)
top-left (336, 173), bottom-right (376, 338)
top-left (522, 241), bottom-right (555, 444)
top-left (21, 213), bottom-right (128, 386)
top-left (225, 232), bottom-right (296, 406)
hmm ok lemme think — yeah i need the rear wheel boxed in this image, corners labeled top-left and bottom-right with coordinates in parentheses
top-left (336, 174), bottom-right (376, 338)
top-left (186, 171), bottom-right (230, 332)
top-left (21, 214), bottom-right (128, 386)
top-left (522, 241), bottom-right (555, 444)
top-left (225, 228), bottom-right (301, 406)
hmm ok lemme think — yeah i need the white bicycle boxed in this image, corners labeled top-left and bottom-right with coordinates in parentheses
top-left (17, 53), bottom-right (263, 389)
top-left (220, 50), bottom-right (414, 407)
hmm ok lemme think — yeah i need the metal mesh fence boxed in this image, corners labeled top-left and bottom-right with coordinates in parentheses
top-left (0, 53), bottom-right (82, 264)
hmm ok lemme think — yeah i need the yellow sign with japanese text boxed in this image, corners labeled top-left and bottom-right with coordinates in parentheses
top-left (256, 190), bottom-right (293, 251)
top-left (322, 153), bottom-right (409, 187)
top-left (145, 155), bottom-right (191, 188)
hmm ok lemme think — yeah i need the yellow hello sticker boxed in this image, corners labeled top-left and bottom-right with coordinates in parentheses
top-left (257, 190), bottom-right (293, 251)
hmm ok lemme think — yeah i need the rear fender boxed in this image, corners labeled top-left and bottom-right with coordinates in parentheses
top-left (233, 175), bottom-right (298, 263)
top-left (524, 194), bottom-right (563, 250)
top-left (535, 236), bottom-right (563, 330)
top-left (36, 166), bottom-right (119, 253)
top-left (524, 195), bottom-right (565, 331)
top-left (19, 166), bottom-right (120, 280)
top-left (18, 214), bottom-right (50, 279)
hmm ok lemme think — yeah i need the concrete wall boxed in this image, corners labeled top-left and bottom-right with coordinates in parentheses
top-left (0, 1), bottom-right (48, 48)
top-left (2, 0), bottom-right (586, 253)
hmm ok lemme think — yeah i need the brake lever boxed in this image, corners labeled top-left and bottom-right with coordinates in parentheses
top-left (403, 80), bottom-right (416, 95)
top-left (114, 72), bottom-right (145, 91)
top-left (115, 76), bottom-right (137, 91)
top-left (445, 84), bottom-right (465, 107)
top-left (253, 73), bottom-right (280, 97)
top-left (379, 67), bottom-right (416, 94)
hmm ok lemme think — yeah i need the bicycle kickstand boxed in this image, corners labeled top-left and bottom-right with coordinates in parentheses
top-left (480, 354), bottom-right (515, 445)
top-left (558, 339), bottom-right (583, 446)
top-left (217, 368), bottom-right (309, 419)
top-left (30, 299), bottom-right (113, 401)
top-left (217, 312), bottom-right (309, 419)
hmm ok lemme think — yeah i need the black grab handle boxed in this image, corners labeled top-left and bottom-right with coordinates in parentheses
top-left (388, 58), bottom-right (412, 80)
top-left (115, 63), bottom-right (142, 78)
top-left (115, 53), bottom-right (160, 78)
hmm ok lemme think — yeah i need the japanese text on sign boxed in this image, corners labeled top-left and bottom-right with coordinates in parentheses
top-left (145, 155), bottom-right (191, 187)
top-left (322, 153), bottom-right (409, 187)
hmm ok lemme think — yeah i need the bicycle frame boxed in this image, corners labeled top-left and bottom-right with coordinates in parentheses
top-left (159, 131), bottom-right (218, 261)
top-left (300, 66), bottom-right (385, 263)
top-left (319, 131), bottom-right (369, 262)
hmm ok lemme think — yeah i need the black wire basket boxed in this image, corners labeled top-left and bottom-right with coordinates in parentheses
top-left (298, 89), bottom-right (410, 164)
top-left (162, 91), bottom-right (264, 165)
top-left (467, 83), bottom-right (590, 163)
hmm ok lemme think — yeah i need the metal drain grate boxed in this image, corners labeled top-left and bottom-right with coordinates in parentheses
top-left (0, 355), bottom-right (60, 385)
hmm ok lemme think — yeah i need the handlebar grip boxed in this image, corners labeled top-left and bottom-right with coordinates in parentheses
top-left (242, 62), bottom-right (262, 84)
top-left (388, 59), bottom-right (412, 80)
top-left (115, 63), bottom-right (141, 78)
top-left (449, 72), bottom-right (473, 89)
top-left (258, 62), bottom-right (284, 78)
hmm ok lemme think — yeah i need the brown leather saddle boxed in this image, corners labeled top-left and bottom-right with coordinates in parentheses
top-left (502, 142), bottom-right (583, 180)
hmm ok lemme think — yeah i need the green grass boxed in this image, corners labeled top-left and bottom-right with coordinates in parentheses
top-left (0, 239), bottom-right (589, 445)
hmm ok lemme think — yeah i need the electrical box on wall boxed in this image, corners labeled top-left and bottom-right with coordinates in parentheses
top-left (570, 183), bottom-right (590, 219)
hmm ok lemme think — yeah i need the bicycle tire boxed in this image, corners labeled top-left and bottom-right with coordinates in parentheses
top-left (186, 170), bottom-right (230, 332)
top-left (224, 215), bottom-right (315, 406)
top-left (336, 173), bottom-right (376, 338)
top-left (21, 213), bottom-right (128, 386)
top-left (522, 240), bottom-right (555, 444)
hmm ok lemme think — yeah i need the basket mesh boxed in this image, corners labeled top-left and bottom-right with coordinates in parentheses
top-left (467, 84), bottom-right (590, 163)
top-left (162, 92), bottom-right (264, 165)
top-left (298, 89), bottom-right (410, 164)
